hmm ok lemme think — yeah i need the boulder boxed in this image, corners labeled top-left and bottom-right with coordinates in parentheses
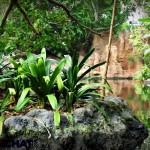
top-left (0, 96), bottom-right (148, 150)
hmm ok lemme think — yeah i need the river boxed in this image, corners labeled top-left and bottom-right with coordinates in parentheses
top-left (106, 80), bottom-right (150, 150)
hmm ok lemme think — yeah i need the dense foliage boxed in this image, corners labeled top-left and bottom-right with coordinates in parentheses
top-left (129, 0), bottom-right (150, 80)
top-left (0, 48), bottom-right (112, 129)
top-left (0, 0), bottom-right (131, 56)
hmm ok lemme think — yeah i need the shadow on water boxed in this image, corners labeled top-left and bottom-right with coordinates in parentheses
top-left (106, 79), bottom-right (150, 150)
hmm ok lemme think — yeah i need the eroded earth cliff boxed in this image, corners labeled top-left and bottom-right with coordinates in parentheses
top-left (79, 32), bottom-right (143, 78)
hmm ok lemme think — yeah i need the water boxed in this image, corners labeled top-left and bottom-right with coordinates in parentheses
top-left (106, 80), bottom-right (150, 150)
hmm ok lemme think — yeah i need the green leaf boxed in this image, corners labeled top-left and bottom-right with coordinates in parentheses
top-left (68, 92), bottom-right (73, 113)
top-left (88, 101), bottom-right (109, 121)
top-left (29, 63), bottom-right (38, 77)
top-left (78, 48), bottom-right (95, 69)
top-left (64, 55), bottom-right (72, 68)
top-left (8, 88), bottom-right (16, 95)
top-left (72, 51), bottom-right (78, 67)
top-left (139, 18), bottom-right (150, 23)
top-left (77, 83), bottom-right (100, 98)
top-left (49, 59), bottom-right (66, 91)
top-left (14, 88), bottom-right (30, 111)
top-left (20, 59), bottom-right (30, 72)
top-left (43, 76), bottom-right (50, 84)
top-left (27, 51), bottom-right (36, 65)
top-left (41, 48), bottom-right (46, 61)
top-left (57, 74), bottom-right (64, 92)
top-left (73, 65), bottom-right (79, 81)
top-left (0, 90), bottom-right (11, 111)
top-left (45, 60), bottom-right (51, 76)
top-left (14, 97), bottom-right (30, 111)
top-left (66, 113), bottom-right (74, 126)
top-left (18, 66), bottom-right (26, 74)
top-left (47, 94), bottom-right (59, 110)
top-left (0, 116), bottom-right (4, 136)
top-left (10, 57), bottom-right (19, 68)
top-left (77, 61), bottom-right (106, 82)
top-left (54, 111), bottom-right (60, 126)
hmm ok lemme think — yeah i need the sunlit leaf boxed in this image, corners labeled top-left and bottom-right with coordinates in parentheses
top-left (54, 111), bottom-right (60, 126)
top-left (47, 94), bottom-right (59, 110)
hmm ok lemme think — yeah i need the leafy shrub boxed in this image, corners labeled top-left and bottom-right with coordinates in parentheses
top-left (0, 48), bottom-right (111, 127)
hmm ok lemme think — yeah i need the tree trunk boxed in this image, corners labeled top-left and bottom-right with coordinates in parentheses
top-left (102, 0), bottom-right (117, 97)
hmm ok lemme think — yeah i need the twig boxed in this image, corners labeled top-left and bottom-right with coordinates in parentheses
top-left (33, 117), bottom-right (51, 139)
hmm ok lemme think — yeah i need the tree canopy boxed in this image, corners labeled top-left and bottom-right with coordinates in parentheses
top-left (0, 0), bottom-right (131, 56)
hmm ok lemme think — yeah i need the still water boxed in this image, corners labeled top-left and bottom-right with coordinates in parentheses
top-left (106, 80), bottom-right (150, 150)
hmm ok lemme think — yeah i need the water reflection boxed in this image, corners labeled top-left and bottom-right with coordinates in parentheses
top-left (106, 80), bottom-right (150, 149)
top-left (106, 80), bottom-right (150, 112)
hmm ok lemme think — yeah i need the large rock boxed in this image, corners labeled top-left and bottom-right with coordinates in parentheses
top-left (0, 96), bottom-right (148, 150)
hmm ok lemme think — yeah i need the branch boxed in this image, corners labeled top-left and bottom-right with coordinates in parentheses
top-left (0, 0), bottom-right (14, 28)
top-left (14, 0), bottom-right (39, 36)
top-left (0, 0), bottom-right (39, 36)
top-left (47, 0), bottom-right (101, 36)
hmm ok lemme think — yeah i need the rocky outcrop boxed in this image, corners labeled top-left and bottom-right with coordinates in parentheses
top-left (1, 96), bottom-right (148, 150)
top-left (80, 32), bottom-right (143, 78)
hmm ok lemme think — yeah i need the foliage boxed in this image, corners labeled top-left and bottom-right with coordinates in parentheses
top-left (130, 26), bottom-right (150, 80)
top-left (134, 83), bottom-right (150, 102)
top-left (14, 88), bottom-right (31, 111)
top-left (56, 49), bottom-right (111, 112)
top-left (0, 0), bottom-right (131, 56)
top-left (0, 87), bottom-right (30, 136)
top-left (134, 65), bottom-right (150, 80)
top-left (0, 48), bottom-right (110, 127)
top-left (47, 94), bottom-right (60, 126)
top-left (11, 48), bottom-right (66, 107)
top-left (136, 110), bottom-right (150, 128)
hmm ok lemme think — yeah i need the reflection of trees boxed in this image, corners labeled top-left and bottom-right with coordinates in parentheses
top-left (134, 83), bottom-right (150, 101)
top-left (106, 80), bottom-right (150, 112)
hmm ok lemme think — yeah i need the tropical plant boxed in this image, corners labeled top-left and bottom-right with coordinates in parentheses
top-left (11, 48), bottom-right (66, 107)
top-left (0, 87), bottom-right (30, 136)
top-left (55, 49), bottom-right (112, 112)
